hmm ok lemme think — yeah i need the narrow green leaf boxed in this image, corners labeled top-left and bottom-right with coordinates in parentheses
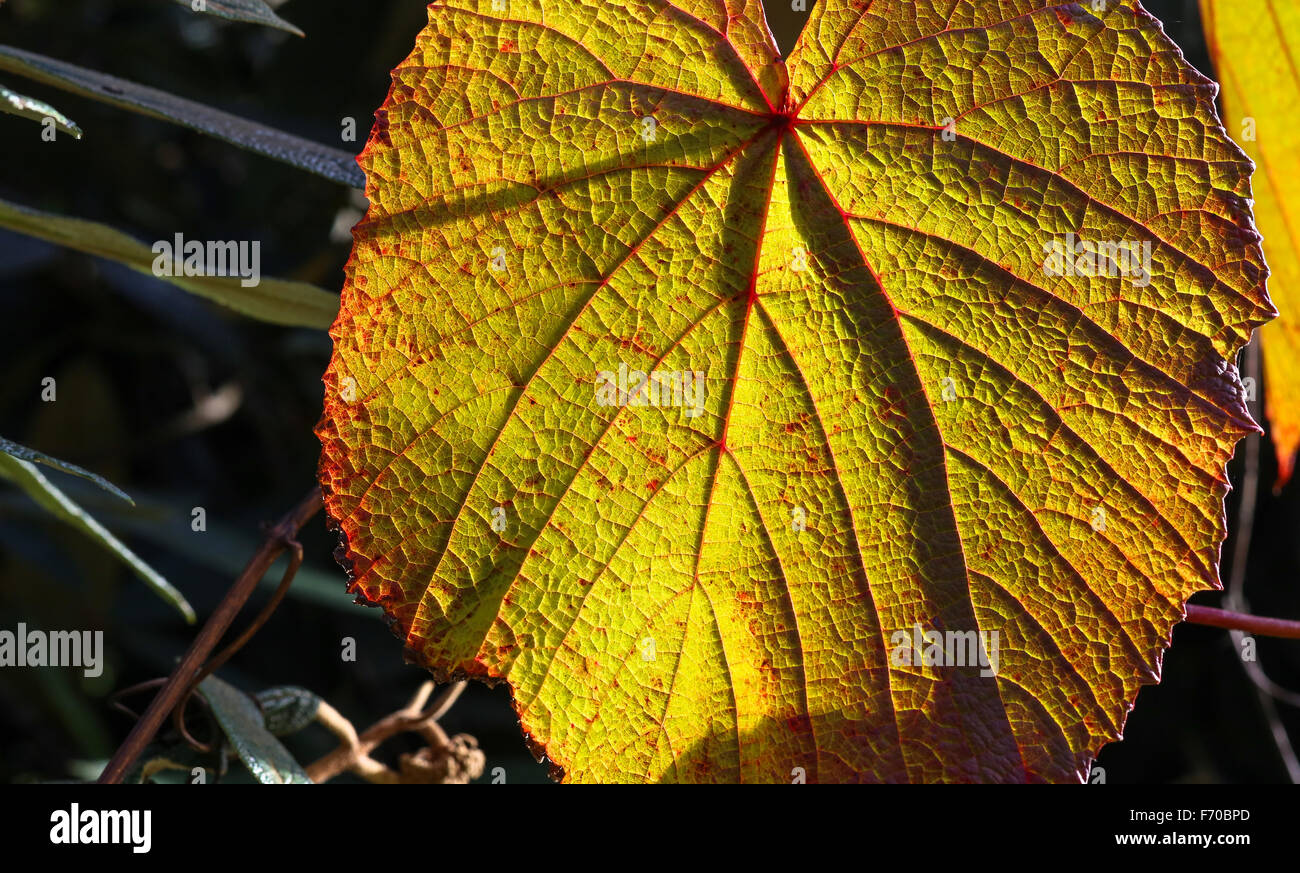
top-left (0, 45), bottom-right (362, 187)
top-left (112, 513), bottom-right (364, 614)
top-left (0, 197), bottom-right (339, 328)
top-left (0, 82), bottom-right (81, 137)
top-left (0, 436), bottom-right (132, 503)
top-left (0, 454), bottom-right (195, 623)
top-left (172, 0), bottom-right (305, 37)
top-left (0, 484), bottom-right (365, 616)
top-left (199, 675), bottom-right (312, 784)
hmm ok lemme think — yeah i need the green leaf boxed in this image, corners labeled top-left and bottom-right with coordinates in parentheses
top-left (318, 0), bottom-right (1272, 782)
top-left (113, 510), bottom-right (365, 614)
top-left (0, 45), bottom-right (362, 187)
top-left (254, 686), bottom-right (322, 736)
top-left (199, 674), bottom-right (312, 783)
top-left (0, 436), bottom-right (132, 503)
top-left (172, 0), bottom-right (305, 37)
top-left (0, 454), bottom-right (194, 623)
top-left (15, 484), bottom-right (364, 615)
top-left (0, 81), bottom-right (80, 137)
top-left (0, 197), bottom-right (338, 328)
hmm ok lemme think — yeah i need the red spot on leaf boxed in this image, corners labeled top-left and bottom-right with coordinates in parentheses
top-left (787, 714), bottom-right (813, 734)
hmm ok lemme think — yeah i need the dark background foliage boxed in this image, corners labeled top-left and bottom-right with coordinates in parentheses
top-left (0, 0), bottom-right (1295, 784)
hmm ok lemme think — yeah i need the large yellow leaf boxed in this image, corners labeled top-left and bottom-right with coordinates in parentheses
top-left (318, 0), bottom-right (1272, 782)
top-left (1202, 0), bottom-right (1300, 484)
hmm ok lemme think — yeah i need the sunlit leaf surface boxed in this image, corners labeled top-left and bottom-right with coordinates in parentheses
top-left (319, 0), bottom-right (1272, 782)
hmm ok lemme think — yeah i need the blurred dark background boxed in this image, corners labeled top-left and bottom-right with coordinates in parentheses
top-left (0, 0), bottom-right (1295, 784)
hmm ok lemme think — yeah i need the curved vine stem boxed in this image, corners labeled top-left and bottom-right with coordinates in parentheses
top-left (98, 487), bottom-right (323, 784)
top-left (171, 530), bottom-right (305, 754)
top-left (305, 680), bottom-right (471, 784)
top-left (1199, 335), bottom-right (1300, 781)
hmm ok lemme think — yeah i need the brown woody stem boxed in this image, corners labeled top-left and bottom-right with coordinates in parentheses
top-left (306, 680), bottom-right (467, 783)
top-left (97, 486), bottom-right (323, 784)
top-left (1185, 604), bottom-right (1300, 640)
